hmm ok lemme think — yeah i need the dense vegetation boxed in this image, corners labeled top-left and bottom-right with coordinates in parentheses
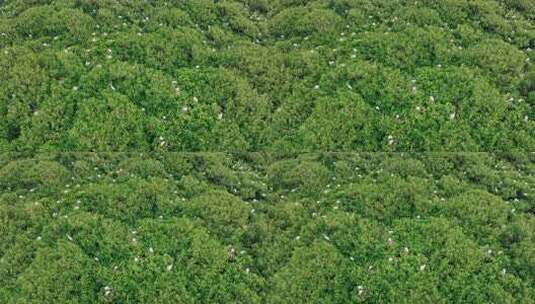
top-left (1, 1), bottom-right (534, 303)
top-left (1, 153), bottom-right (534, 303)
top-left (0, 0), bottom-right (533, 151)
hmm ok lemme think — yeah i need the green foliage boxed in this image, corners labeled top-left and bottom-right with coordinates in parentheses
top-left (0, 0), bottom-right (532, 152)
top-left (1, 153), bottom-right (533, 302)
top-left (269, 241), bottom-right (350, 303)
top-left (15, 241), bottom-right (98, 303)
top-left (269, 8), bottom-right (342, 38)
top-left (0, 159), bottom-right (69, 190)
top-left (67, 94), bottom-right (149, 151)
top-left (0, 0), bottom-right (534, 302)
top-left (267, 158), bottom-right (330, 195)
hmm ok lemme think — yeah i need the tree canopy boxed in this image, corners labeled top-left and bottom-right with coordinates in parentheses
top-left (0, 0), bottom-right (533, 152)
top-left (1, 152), bottom-right (534, 303)
top-left (0, 0), bottom-right (534, 302)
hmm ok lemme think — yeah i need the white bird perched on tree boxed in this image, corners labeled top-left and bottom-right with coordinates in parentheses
top-left (388, 135), bottom-right (395, 145)
top-left (228, 247), bottom-right (236, 261)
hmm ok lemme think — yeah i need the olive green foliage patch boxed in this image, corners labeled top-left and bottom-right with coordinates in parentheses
top-left (0, 153), bottom-right (534, 303)
top-left (0, 0), bottom-right (533, 152)
top-left (1, 0), bottom-right (534, 302)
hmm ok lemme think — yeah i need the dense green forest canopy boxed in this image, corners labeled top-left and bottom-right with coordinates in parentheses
top-left (1, 152), bottom-right (534, 303)
top-left (0, 0), bottom-right (533, 151)
top-left (1, 1), bottom-right (534, 303)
